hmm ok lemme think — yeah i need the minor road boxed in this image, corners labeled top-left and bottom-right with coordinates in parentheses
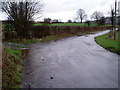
top-left (22, 30), bottom-right (119, 88)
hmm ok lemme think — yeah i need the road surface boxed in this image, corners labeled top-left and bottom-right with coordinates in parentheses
top-left (22, 30), bottom-right (119, 88)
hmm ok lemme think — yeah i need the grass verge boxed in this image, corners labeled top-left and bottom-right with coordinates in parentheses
top-left (95, 32), bottom-right (120, 55)
top-left (2, 48), bottom-right (26, 88)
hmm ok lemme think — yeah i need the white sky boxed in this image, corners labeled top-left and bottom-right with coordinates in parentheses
top-left (0, 0), bottom-right (120, 22)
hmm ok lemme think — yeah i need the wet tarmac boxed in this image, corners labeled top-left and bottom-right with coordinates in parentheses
top-left (22, 30), bottom-right (119, 88)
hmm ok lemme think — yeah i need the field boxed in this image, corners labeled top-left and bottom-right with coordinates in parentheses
top-left (33, 23), bottom-right (97, 26)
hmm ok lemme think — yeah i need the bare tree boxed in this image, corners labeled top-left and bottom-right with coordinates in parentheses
top-left (0, 1), bottom-right (43, 38)
top-left (77, 9), bottom-right (87, 23)
top-left (91, 11), bottom-right (104, 23)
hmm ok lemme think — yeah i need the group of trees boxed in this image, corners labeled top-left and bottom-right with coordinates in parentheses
top-left (76, 9), bottom-right (105, 25)
top-left (76, 5), bottom-right (120, 27)
top-left (43, 9), bottom-right (105, 25)
top-left (44, 18), bottom-right (62, 23)
top-left (43, 8), bottom-right (106, 26)
top-left (44, 18), bottom-right (51, 23)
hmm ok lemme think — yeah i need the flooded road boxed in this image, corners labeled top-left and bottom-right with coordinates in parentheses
top-left (22, 30), bottom-right (119, 88)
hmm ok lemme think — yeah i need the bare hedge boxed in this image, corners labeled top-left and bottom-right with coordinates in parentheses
top-left (3, 26), bottom-right (112, 39)
top-left (32, 26), bottom-right (112, 38)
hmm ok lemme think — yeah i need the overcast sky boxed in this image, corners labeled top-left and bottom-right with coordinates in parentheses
top-left (0, 0), bottom-right (120, 22)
